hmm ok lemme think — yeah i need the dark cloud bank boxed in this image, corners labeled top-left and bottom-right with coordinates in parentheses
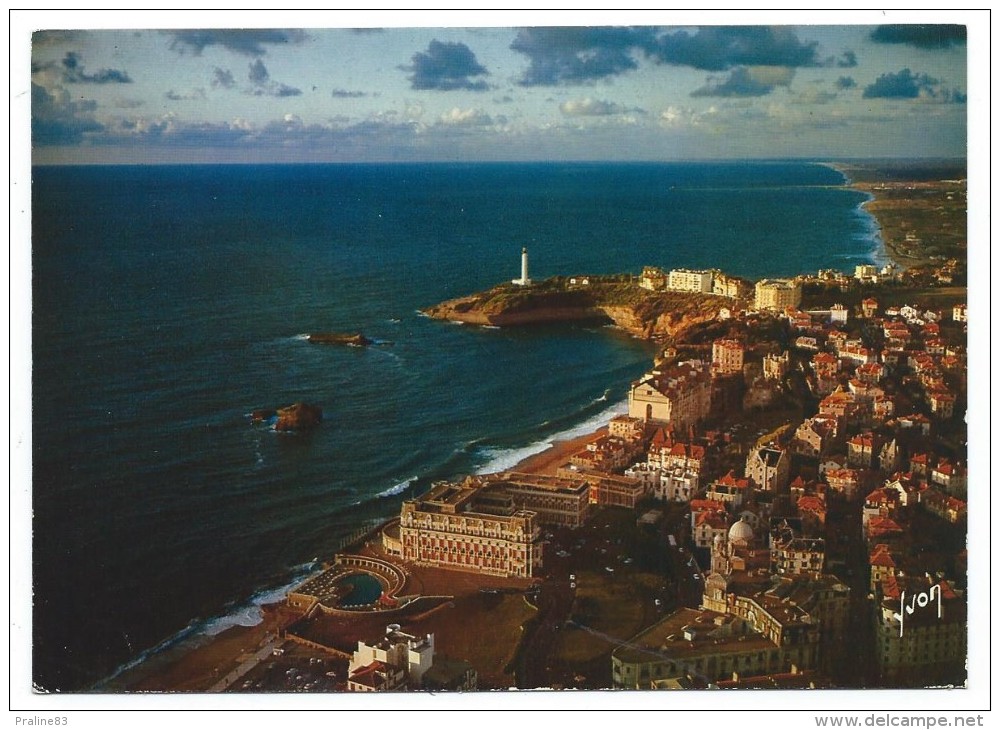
top-left (869, 25), bottom-right (966, 49)
top-left (167, 29), bottom-right (308, 57)
top-left (509, 26), bottom-right (833, 86)
top-left (863, 68), bottom-right (965, 103)
top-left (405, 40), bottom-right (490, 91)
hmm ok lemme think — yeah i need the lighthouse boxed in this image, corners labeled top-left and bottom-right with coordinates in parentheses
top-left (512, 247), bottom-right (532, 286)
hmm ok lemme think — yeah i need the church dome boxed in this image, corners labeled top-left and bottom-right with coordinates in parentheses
top-left (728, 518), bottom-right (754, 543)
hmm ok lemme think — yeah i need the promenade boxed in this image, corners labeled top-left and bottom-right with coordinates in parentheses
top-left (208, 637), bottom-right (281, 693)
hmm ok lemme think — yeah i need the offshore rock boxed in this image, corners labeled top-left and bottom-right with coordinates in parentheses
top-left (307, 332), bottom-right (374, 347)
top-left (272, 402), bottom-right (323, 432)
top-left (250, 408), bottom-right (277, 424)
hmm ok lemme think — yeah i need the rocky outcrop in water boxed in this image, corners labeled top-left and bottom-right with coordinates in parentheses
top-left (307, 332), bottom-right (374, 347)
top-left (251, 402), bottom-right (323, 431)
top-left (274, 402), bottom-right (323, 431)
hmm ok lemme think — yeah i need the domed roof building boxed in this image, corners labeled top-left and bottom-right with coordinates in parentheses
top-left (728, 517), bottom-right (755, 546)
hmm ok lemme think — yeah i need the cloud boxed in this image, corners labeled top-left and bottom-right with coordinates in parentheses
top-left (166, 29), bottom-right (308, 57)
top-left (246, 60), bottom-right (302, 97)
top-left (559, 98), bottom-right (626, 116)
top-left (113, 114), bottom-right (255, 146)
top-left (836, 76), bottom-right (857, 90)
top-left (31, 82), bottom-right (103, 145)
top-left (248, 59), bottom-right (269, 84)
top-left (650, 26), bottom-right (820, 71)
top-left (510, 26), bottom-right (821, 87)
top-left (836, 50), bottom-right (858, 68)
top-left (60, 51), bottom-right (132, 84)
top-left (332, 88), bottom-right (367, 98)
top-left (862, 68), bottom-right (965, 103)
top-left (511, 27), bottom-right (651, 86)
top-left (792, 87), bottom-right (838, 105)
top-left (212, 67), bottom-right (236, 89)
top-left (403, 102), bottom-right (424, 121)
top-left (404, 40), bottom-right (489, 91)
top-left (165, 88), bottom-right (206, 101)
top-left (658, 104), bottom-right (718, 128)
top-left (112, 98), bottom-right (146, 109)
top-left (692, 66), bottom-right (794, 97)
top-left (251, 83), bottom-right (302, 98)
top-left (438, 107), bottom-right (494, 126)
top-left (869, 25), bottom-right (966, 49)
top-left (32, 30), bottom-right (88, 47)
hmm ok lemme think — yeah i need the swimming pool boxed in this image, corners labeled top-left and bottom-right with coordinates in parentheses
top-left (338, 572), bottom-right (384, 607)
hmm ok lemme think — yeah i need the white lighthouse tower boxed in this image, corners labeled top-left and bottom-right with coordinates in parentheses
top-left (512, 247), bottom-right (532, 286)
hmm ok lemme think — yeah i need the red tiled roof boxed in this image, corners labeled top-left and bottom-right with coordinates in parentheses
top-left (716, 470), bottom-right (749, 488)
top-left (695, 511), bottom-right (728, 529)
top-left (869, 547), bottom-right (897, 568)
top-left (349, 660), bottom-right (391, 688)
top-left (797, 495), bottom-right (826, 513)
top-left (867, 516), bottom-right (904, 535)
top-left (865, 487), bottom-right (900, 505)
top-left (690, 498), bottom-right (727, 512)
top-left (880, 573), bottom-right (902, 599)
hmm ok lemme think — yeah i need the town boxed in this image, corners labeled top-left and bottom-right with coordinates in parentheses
top-left (187, 256), bottom-right (968, 694)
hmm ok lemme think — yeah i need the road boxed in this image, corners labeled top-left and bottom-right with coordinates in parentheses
top-left (208, 638), bottom-right (281, 693)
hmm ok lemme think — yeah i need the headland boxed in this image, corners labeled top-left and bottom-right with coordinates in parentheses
top-left (422, 274), bottom-right (746, 343)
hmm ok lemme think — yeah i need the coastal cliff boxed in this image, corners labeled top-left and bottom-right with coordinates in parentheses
top-left (422, 276), bottom-right (734, 341)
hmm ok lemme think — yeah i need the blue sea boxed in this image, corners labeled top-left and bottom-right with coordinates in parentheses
top-left (30, 161), bottom-right (882, 690)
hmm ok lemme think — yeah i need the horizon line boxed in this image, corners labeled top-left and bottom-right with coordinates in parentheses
top-left (30, 155), bottom-right (969, 168)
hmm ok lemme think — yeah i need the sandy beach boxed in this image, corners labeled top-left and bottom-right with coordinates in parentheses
top-left (104, 606), bottom-right (293, 693)
top-left (507, 427), bottom-right (606, 476)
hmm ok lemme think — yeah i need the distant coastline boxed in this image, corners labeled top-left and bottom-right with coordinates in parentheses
top-left (823, 159), bottom-right (967, 270)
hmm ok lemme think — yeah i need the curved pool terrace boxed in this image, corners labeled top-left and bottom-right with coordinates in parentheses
top-left (337, 572), bottom-right (385, 607)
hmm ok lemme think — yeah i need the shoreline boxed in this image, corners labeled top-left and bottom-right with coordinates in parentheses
top-left (507, 427), bottom-right (607, 476)
top-left (854, 188), bottom-right (933, 269)
top-left (100, 606), bottom-right (293, 693)
top-left (822, 159), bottom-right (966, 271)
top-left (821, 160), bottom-right (916, 271)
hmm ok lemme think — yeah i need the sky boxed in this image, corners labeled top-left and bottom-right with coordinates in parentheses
top-left (18, 10), bottom-right (977, 164)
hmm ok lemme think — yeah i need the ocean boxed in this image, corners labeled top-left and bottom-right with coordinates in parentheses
top-left (30, 161), bottom-right (881, 690)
